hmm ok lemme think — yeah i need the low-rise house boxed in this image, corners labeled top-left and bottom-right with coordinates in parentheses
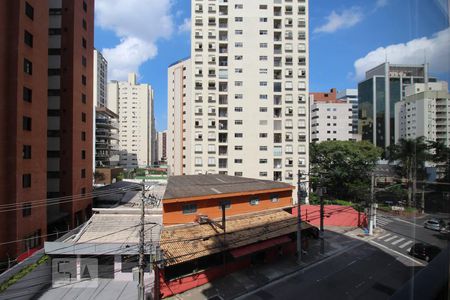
top-left (158, 174), bottom-right (315, 297)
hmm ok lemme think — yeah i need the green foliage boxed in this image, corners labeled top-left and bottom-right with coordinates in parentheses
top-left (116, 173), bottom-right (124, 182)
top-left (310, 140), bottom-right (382, 202)
top-left (0, 255), bottom-right (49, 293)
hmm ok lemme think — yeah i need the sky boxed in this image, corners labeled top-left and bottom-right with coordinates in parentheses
top-left (94, 0), bottom-right (450, 132)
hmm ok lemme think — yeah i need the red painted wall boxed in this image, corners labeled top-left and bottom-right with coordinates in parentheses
top-left (292, 205), bottom-right (367, 227)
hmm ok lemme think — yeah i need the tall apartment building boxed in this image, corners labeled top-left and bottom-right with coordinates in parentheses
top-left (168, 58), bottom-right (192, 175)
top-left (0, 0), bottom-right (94, 261)
top-left (157, 130), bottom-right (168, 164)
top-left (358, 62), bottom-right (436, 149)
top-left (310, 90), bottom-right (355, 142)
top-left (395, 81), bottom-right (450, 146)
top-left (93, 50), bottom-right (119, 169)
top-left (183, 0), bottom-right (310, 201)
top-left (47, 0), bottom-right (94, 230)
top-left (108, 73), bottom-right (156, 169)
top-left (337, 89), bottom-right (358, 134)
top-left (0, 0), bottom-right (49, 261)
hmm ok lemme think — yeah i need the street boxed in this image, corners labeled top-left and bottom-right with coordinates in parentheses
top-left (240, 213), bottom-right (449, 300)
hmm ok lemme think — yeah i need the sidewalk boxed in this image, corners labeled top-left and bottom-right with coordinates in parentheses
top-left (167, 227), bottom-right (378, 300)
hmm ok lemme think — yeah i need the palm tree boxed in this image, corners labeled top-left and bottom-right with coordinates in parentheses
top-left (387, 137), bottom-right (430, 207)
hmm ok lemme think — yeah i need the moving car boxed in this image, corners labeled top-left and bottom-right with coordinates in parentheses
top-left (408, 243), bottom-right (441, 262)
top-left (423, 219), bottom-right (445, 231)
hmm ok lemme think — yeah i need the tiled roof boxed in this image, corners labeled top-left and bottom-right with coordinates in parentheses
top-left (160, 209), bottom-right (311, 266)
top-left (163, 174), bottom-right (293, 200)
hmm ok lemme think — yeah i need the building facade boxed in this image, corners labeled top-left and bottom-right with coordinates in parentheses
top-left (395, 81), bottom-right (450, 146)
top-left (183, 0), bottom-right (310, 201)
top-left (157, 130), bottom-right (168, 165)
top-left (167, 58), bottom-right (192, 175)
top-left (358, 62), bottom-right (436, 149)
top-left (0, 0), bottom-right (49, 261)
top-left (108, 73), bottom-right (156, 169)
top-left (310, 101), bottom-right (354, 142)
top-left (337, 88), bottom-right (359, 134)
top-left (0, 0), bottom-right (95, 261)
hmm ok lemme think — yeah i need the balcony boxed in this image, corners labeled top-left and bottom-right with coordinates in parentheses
top-left (274, 159), bottom-right (282, 169)
top-left (219, 95), bottom-right (228, 105)
top-left (219, 44), bottom-right (228, 54)
top-left (274, 133), bottom-right (282, 143)
top-left (219, 6), bottom-right (228, 16)
top-left (274, 7), bottom-right (282, 16)
top-left (219, 133), bottom-right (228, 143)
top-left (274, 20), bottom-right (282, 29)
top-left (274, 95), bottom-right (282, 105)
top-left (219, 146), bottom-right (228, 156)
top-left (219, 158), bottom-right (228, 168)
top-left (219, 19), bottom-right (228, 28)
top-left (218, 107), bottom-right (228, 117)
top-left (273, 171), bottom-right (282, 182)
top-left (219, 120), bottom-right (228, 130)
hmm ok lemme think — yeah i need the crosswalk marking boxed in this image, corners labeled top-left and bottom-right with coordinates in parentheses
top-left (399, 240), bottom-right (414, 249)
top-left (384, 235), bottom-right (398, 242)
top-left (391, 238), bottom-right (405, 245)
top-left (378, 233), bottom-right (391, 240)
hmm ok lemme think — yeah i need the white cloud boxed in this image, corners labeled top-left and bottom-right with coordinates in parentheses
top-left (354, 27), bottom-right (450, 80)
top-left (178, 18), bottom-right (191, 34)
top-left (95, 0), bottom-right (174, 80)
top-left (314, 7), bottom-right (363, 34)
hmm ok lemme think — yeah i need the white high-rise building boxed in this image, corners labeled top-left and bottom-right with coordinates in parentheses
top-left (337, 89), bottom-right (358, 134)
top-left (93, 49), bottom-right (108, 107)
top-left (168, 58), bottom-right (192, 175)
top-left (108, 73), bottom-right (156, 169)
top-left (178, 0), bottom-right (310, 202)
top-left (395, 81), bottom-right (450, 146)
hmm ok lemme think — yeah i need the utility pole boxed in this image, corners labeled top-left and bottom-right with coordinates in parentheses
top-left (138, 181), bottom-right (146, 300)
top-left (369, 173), bottom-right (374, 235)
top-left (318, 186), bottom-right (324, 234)
top-left (153, 246), bottom-right (162, 300)
top-left (296, 170), bottom-right (302, 264)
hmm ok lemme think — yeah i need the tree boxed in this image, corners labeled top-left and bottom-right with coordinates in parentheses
top-left (429, 141), bottom-right (450, 183)
top-left (387, 137), bottom-right (431, 207)
top-left (310, 141), bottom-right (383, 201)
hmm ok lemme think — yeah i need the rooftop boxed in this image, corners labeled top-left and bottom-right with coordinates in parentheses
top-left (160, 209), bottom-right (311, 266)
top-left (163, 174), bottom-right (294, 200)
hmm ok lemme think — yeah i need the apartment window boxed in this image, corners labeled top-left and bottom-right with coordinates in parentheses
top-left (259, 5), bottom-right (268, 9)
top-left (260, 146), bottom-right (268, 151)
top-left (208, 144), bottom-right (215, 153)
top-left (24, 59), bottom-right (32, 75)
top-left (235, 133), bottom-right (243, 138)
top-left (249, 197), bottom-right (259, 206)
top-left (270, 194), bottom-right (279, 203)
top-left (82, 37), bottom-right (87, 48)
top-left (235, 17), bottom-right (243, 22)
top-left (182, 204), bottom-right (197, 214)
top-left (259, 133), bottom-right (268, 138)
top-left (259, 17), bottom-right (268, 22)
top-left (235, 81), bottom-right (243, 86)
top-left (82, 75), bottom-right (87, 85)
top-left (81, 112), bottom-right (87, 123)
top-left (83, 0), bottom-right (87, 12)
top-left (235, 120), bottom-right (243, 125)
top-left (235, 4), bottom-right (243, 9)
top-left (24, 30), bottom-right (33, 47)
top-left (81, 150), bottom-right (86, 160)
top-left (235, 42), bottom-right (243, 48)
top-left (22, 174), bottom-right (31, 188)
top-left (260, 94), bottom-right (268, 100)
top-left (195, 144), bottom-right (202, 153)
top-left (235, 172), bottom-right (243, 176)
top-left (260, 81), bottom-right (268, 86)
top-left (259, 56), bottom-right (268, 61)
top-left (259, 172), bottom-right (268, 177)
top-left (23, 87), bottom-right (32, 102)
top-left (234, 159), bottom-right (243, 164)
top-left (82, 19), bottom-right (87, 30)
top-left (82, 56), bottom-right (87, 67)
top-left (23, 145), bottom-right (32, 159)
top-left (82, 93), bottom-right (87, 103)
top-left (235, 55), bottom-right (243, 60)
top-left (259, 30), bottom-right (268, 35)
top-left (259, 107), bottom-right (268, 112)
top-left (22, 203), bottom-right (32, 217)
top-left (81, 169), bottom-right (86, 178)
top-left (259, 68), bottom-right (268, 74)
top-left (235, 145), bottom-right (243, 150)
top-left (259, 159), bottom-right (267, 164)
top-left (23, 116), bottom-right (32, 131)
top-left (218, 200), bottom-right (231, 210)
top-left (25, 2), bottom-right (34, 20)
top-left (81, 131), bottom-right (86, 141)
top-left (235, 30), bottom-right (243, 35)
top-left (208, 157), bottom-right (216, 166)
top-left (195, 157), bottom-right (202, 166)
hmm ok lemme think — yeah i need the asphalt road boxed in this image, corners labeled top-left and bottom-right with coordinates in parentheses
top-left (241, 213), bottom-right (449, 300)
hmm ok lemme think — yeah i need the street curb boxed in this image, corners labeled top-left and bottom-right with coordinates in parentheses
top-left (231, 239), bottom-right (365, 300)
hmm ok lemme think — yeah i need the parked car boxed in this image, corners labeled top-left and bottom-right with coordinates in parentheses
top-left (408, 243), bottom-right (441, 262)
top-left (424, 219), bottom-right (445, 231)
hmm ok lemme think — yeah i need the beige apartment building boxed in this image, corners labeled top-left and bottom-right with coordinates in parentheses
top-left (108, 73), bottom-right (156, 169)
top-left (168, 0), bottom-right (310, 202)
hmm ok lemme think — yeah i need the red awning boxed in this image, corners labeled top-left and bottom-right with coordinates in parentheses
top-left (230, 235), bottom-right (292, 258)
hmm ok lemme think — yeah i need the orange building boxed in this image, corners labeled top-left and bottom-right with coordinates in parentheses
top-left (162, 174), bottom-right (295, 225)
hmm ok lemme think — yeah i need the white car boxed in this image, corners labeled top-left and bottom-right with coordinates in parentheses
top-left (424, 219), bottom-right (445, 231)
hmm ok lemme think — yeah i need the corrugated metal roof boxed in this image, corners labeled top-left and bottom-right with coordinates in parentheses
top-left (163, 174), bottom-right (293, 200)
